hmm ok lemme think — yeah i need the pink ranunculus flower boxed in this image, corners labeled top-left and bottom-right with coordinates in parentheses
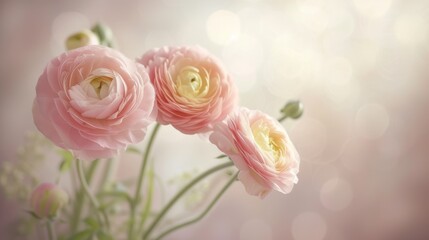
top-left (138, 46), bottom-right (238, 134)
top-left (209, 108), bottom-right (300, 198)
top-left (33, 45), bottom-right (156, 160)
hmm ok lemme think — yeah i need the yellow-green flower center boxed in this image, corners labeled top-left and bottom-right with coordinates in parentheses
top-left (176, 66), bottom-right (209, 100)
top-left (89, 76), bottom-right (112, 99)
top-left (251, 119), bottom-right (286, 171)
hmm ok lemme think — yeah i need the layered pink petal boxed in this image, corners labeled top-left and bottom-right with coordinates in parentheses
top-left (210, 108), bottom-right (300, 198)
top-left (137, 46), bottom-right (238, 134)
top-left (33, 45), bottom-right (156, 160)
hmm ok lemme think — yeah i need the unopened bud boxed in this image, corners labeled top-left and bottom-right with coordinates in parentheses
top-left (65, 29), bottom-right (100, 50)
top-left (30, 183), bottom-right (68, 219)
top-left (281, 100), bottom-right (304, 119)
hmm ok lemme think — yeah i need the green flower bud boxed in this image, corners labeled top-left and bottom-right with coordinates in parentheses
top-left (91, 23), bottom-right (114, 47)
top-left (65, 29), bottom-right (100, 50)
top-left (280, 100), bottom-right (304, 119)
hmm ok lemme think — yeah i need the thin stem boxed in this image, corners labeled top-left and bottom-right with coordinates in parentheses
top-left (76, 159), bottom-right (110, 230)
top-left (143, 161), bottom-right (234, 240)
top-left (278, 115), bottom-right (288, 122)
top-left (100, 157), bottom-right (118, 191)
top-left (129, 123), bottom-right (161, 240)
top-left (47, 221), bottom-right (56, 240)
top-left (154, 171), bottom-right (239, 240)
top-left (70, 159), bottom-right (99, 232)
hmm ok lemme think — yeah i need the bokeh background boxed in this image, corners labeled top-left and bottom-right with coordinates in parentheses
top-left (1, 0), bottom-right (428, 239)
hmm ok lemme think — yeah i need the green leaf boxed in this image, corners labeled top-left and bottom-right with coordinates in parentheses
top-left (58, 150), bottom-right (74, 172)
top-left (84, 217), bottom-right (99, 230)
top-left (68, 229), bottom-right (93, 240)
top-left (216, 154), bottom-right (227, 159)
top-left (126, 146), bottom-right (142, 154)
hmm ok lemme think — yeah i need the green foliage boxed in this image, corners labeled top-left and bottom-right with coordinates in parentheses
top-left (59, 150), bottom-right (73, 172)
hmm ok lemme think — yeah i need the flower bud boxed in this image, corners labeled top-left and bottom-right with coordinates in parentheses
top-left (91, 23), bottom-right (114, 47)
top-left (65, 29), bottom-right (100, 50)
top-left (30, 183), bottom-right (68, 219)
top-left (281, 100), bottom-right (304, 119)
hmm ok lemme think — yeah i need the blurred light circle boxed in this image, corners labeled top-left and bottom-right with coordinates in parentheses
top-left (206, 10), bottom-right (241, 45)
top-left (295, 3), bottom-right (329, 34)
top-left (52, 12), bottom-right (90, 46)
top-left (349, 40), bottom-right (379, 74)
top-left (323, 8), bottom-right (355, 51)
top-left (323, 57), bottom-right (358, 104)
top-left (394, 14), bottom-right (428, 46)
top-left (353, 0), bottom-right (392, 18)
top-left (290, 118), bottom-right (328, 159)
top-left (355, 103), bottom-right (390, 139)
top-left (240, 218), bottom-right (273, 240)
top-left (324, 57), bottom-right (353, 86)
top-left (320, 178), bottom-right (353, 211)
top-left (230, 72), bottom-right (257, 93)
top-left (263, 34), bottom-right (322, 97)
top-left (222, 34), bottom-right (264, 75)
top-left (292, 212), bottom-right (327, 240)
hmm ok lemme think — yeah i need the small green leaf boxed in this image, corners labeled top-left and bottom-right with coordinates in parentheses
top-left (216, 154), bottom-right (227, 159)
top-left (84, 217), bottom-right (99, 230)
top-left (68, 229), bottom-right (93, 240)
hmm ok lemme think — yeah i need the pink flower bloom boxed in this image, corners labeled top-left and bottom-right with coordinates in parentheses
top-left (33, 45), bottom-right (156, 160)
top-left (210, 108), bottom-right (300, 198)
top-left (138, 46), bottom-right (238, 134)
top-left (30, 183), bottom-right (68, 218)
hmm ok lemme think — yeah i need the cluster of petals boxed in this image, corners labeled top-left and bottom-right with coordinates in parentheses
top-left (33, 45), bottom-right (156, 160)
top-left (138, 46), bottom-right (238, 134)
top-left (33, 43), bottom-right (300, 198)
top-left (210, 108), bottom-right (300, 198)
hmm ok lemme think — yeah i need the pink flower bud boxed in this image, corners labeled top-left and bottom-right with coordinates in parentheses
top-left (30, 183), bottom-right (68, 218)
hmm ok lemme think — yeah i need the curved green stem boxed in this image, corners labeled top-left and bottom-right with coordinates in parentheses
top-left (70, 159), bottom-right (99, 232)
top-left (129, 123), bottom-right (161, 240)
top-left (76, 159), bottom-right (110, 230)
top-left (47, 221), bottom-right (56, 240)
top-left (153, 171), bottom-right (239, 240)
top-left (143, 161), bottom-right (234, 240)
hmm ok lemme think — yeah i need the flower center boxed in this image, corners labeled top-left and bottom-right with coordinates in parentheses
top-left (176, 66), bottom-right (209, 100)
top-left (251, 120), bottom-right (285, 171)
top-left (90, 76), bottom-right (112, 99)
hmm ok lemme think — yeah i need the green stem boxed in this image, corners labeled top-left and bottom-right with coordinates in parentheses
top-left (278, 115), bottom-right (288, 122)
top-left (47, 221), bottom-right (56, 240)
top-left (70, 159), bottom-right (99, 232)
top-left (129, 123), bottom-right (161, 240)
top-left (76, 159), bottom-right (110, 230)
top-left (143, 161), bottom-right (234, 240)
top-left (100, 157), bottom-right (118, 191)
top-left (153, 171), bottom-right (239, 240)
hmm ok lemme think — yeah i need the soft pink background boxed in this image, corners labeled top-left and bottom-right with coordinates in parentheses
top-left (1, 0), bottom-right (428, 239)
